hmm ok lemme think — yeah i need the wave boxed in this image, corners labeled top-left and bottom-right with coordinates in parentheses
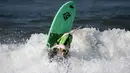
top-left (0, 28), bottom-right (130, 73)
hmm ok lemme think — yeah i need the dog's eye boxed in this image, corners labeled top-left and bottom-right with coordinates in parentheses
top-left (62, 49), bottom-right (66, 52)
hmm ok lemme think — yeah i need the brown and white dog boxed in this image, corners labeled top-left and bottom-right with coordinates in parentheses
top-left (48, 44), bottom-right (69, 61)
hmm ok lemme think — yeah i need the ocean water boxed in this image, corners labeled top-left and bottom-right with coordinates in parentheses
top-left (1, 0), bottom-right (130, 43)
top-left (0, 0), bottom-right (130, 73)
top-left (0, 28), bottom-right (130, 73)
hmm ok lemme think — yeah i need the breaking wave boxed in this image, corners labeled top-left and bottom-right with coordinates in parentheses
top-left (0, 28), bottom-right (130, 73)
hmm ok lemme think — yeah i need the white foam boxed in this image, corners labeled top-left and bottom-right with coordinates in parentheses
top-left (0, 28), bottom-right (130, 73)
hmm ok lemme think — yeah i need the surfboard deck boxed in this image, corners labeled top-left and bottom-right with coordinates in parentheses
top-left (46, 1), bottom-right (76, 48)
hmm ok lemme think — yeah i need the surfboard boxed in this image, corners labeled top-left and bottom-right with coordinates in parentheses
top-left (46, 1), bottom-right (76, 48)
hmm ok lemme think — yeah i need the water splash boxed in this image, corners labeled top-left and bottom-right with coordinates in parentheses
top-left (0, 28), bottom-right (130, 73)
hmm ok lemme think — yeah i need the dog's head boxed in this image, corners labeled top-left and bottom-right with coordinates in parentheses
top-left (57, 44), bottom-right (68, 57)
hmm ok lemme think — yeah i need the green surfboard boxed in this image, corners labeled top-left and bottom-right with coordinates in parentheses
top-left (46, 1), bottom-right (76, 48)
